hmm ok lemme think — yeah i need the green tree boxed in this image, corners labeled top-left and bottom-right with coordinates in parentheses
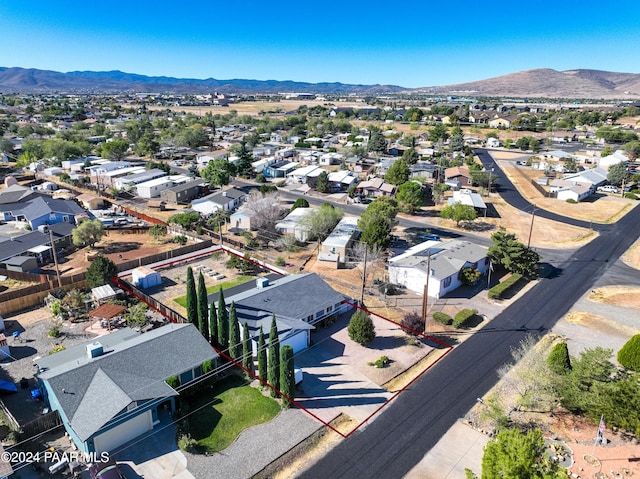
top-left (234, 140), bottom-right (255, 178)
top-left (217, 288), bottom-right (229, 351)
top-left (385, 158), bottom-right (410, 186)
top-left (242, 322), bottom-right (254, 377)
top-left (0, 139), bottom-right (14, 155)
top-left (401, 146), bottom-right (419, 165)
top-left (71, 219), bottom-right (105, 248)
top-left (439, 202), bottom-right (477, 226)
top-left (291, 198), bottom-right (309, 211)
top-left (280, 345), bottom-right (295, 408)
top-left (547, 342), bottom-right (572, 375)
top-left (315, 170), bottom-right (330, 193)
top-left (607, 161), bottom-right (630, 186)
top-left (268, 315), bottom-right (281, 397)
top-left (300, 203), bottom-right (344, 242)
top-left (347, 310), bottom-right (376, 346)
top-left (168, 211), bottom-right (201, 230)
top-left (258, 326), bottom-right (267, 383)
top-left (200, 158), bottom-right (236, 187)
top-left (429, 123), bottom-right (449, 142)
top-left (197, 272), bottom-right (209, 341)
top-left (487, 227), bottom-right (541, 277)
top-left (135, 131), bottom-right (160, 157)
top-left (229, 302), bottom-right (241, 360)
top-left (621, 141), bottom-right (640, 160)
top-left (85, 255), bottom-right (118, 288)
top-left (209, 300), bottom-right (218, 348)
top-left (367, 126), bottom-right (387, 154)
top-left (396, 181), bottom-right (425, 213)
top-left (185, 267), bottom-right (198, 326)
top-left (358, 197), bottom-right (398, 249)
top-left (100, 139), bottom-right (129, 160)
top-left (481, 428), bottom-right (564, 479)
top-left (125, 302), bottom-right (149, 327)
top-left (618, 334), bottom-right (640, 371)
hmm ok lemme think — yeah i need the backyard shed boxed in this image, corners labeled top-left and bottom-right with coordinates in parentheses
top-left (131, 266), bottom-right (162, 289)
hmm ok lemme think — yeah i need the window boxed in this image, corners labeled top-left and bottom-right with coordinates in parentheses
top-left (315, 310), bottom-right (324, 319)
top-left (307, 315), bottom-right (313, 322)
top-left (63, 215), bottom-right (69, 222)
top-left (326, 305), bottom-right (333, 313)
top-left (443, 276), bottom-right (452, 288)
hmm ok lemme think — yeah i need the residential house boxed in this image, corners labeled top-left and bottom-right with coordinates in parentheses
top-left (275, 207), bottom-right (315, 241)
top-left (598, 151), bottom-right (629, 169)
top-left (319, 152), bottom-right (343, 166)
top-left (252, 157), bottom-right (276, 174)
top-left (191, 188), bottom-right (246, 215)
top-left (327, 170), bottom-right (358, 192)
top-left (550, 180), bottom-right (592, 202)
top-left (114, 169), bottom-right (166, 191)
top-left (319, 216), bottom-right (360, 263)
top-left (444, 166), bottom-right (473, 188)
top-left (356, 178), bottom-right (396, 198)
top-left (87, 161), bottom-right (131, 180)
top-left (286, 165), bottom-right (323, 184)
top-left (561, 167), bottom-right (608, 188)
top-left (100, 167), bottom-right (146, 187)
top-left (488, 116), bottom-right (514, 128)
top-left (264, 161), bottom-right (300, 179)
top-left (448, 189), bottom-right (487, 213)
top-left (136, 177), bottom-right (174, 199)
top-left (160, 179), bottom-right (204, 205)
top-left (485, 137), bottom-right (500, 148)
top-left (388, 240), bottom-right (490, 298)
top-left (229, 195), bottom-right (283, 231)
top-left (0, 222), bottom-right (74, 265)
top-left (216, 273), bottom-right (352, 354)
top-left (0, 194), bottom-right (86, 229)
top-left (36, 323), bottom-right (218, 455)
top-left (76, 193), bottom-right (105, 210)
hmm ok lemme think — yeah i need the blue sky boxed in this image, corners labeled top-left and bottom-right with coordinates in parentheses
top-left (1, 1), bottom-right (639, 88)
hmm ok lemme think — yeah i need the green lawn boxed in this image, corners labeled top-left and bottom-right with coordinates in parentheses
top-left (185, 375), bottom-right (280, 452)
top-left (173, 275), bottom-right (254, 308)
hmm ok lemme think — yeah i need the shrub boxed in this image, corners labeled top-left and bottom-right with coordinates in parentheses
top-left (401, 311), bottom-right (423, 334)
top-left (459, 267), bottom-right (481, 285)
top-left (547, 342), bottom-right (572, 374)
top-left (565, 198), bottom-right (577, 204)
top-left (618, 334), bottom-right (640, 371)
top-left (274, 257), bottom-right (286, 267)
top-left (624, 192), bottom-right (639, 200)
top-left (348, 311), bottom-right (376, 346)
top-left (174, 235), bottom-right (188, 245)
top-left (166, 376), bottom-right (179, 389)
top-left (201, 359), bottom-right (214, 374)
top-left (453, 308), bottom-right (478, 328)
top-left (488, 273), bottom-right (524, 300)
top-left (255, 173), bottom-right (267, 183)
top-left (371, 356), bottom-right (390, 368)
top-left (433, 311), bottom-right (453, 325)
top-left (177, 434), bottom-right (197, 452)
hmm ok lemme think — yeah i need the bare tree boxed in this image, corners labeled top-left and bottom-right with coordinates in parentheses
top-left (242, 190), bottom-right (284, 232)
top-left (350, 241), bottom-right (383, 292)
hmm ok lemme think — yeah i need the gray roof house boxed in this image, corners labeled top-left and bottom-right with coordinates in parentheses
top-left (0, 195), bottom-right (86, 229)
top-left (160, 179), bottom-right (204, 205)
top-left (388, 240), bottom-right (489, 298)
top-left (191, 188), bottom-right (246, 215)
top-left (0, 222), bottom-right (74, 264)
top-left (210, 273), bottom-right (352, 354)
top-left (36, 323), bottom-right (217, 455)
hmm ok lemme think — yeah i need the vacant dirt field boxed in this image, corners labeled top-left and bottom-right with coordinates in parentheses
top-left (622, 238), bottom-right (640, 270)
top-left (587, 285), bottom-right (640, 308)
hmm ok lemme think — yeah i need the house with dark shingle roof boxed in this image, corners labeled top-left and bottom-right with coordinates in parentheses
top-left (0, 222), bottom-right (74, 265)
top-left (36, 323), bottom-right (217, 455)
top-left (211, 273), bottom-right (352, 354)
top-left (0, 194), bottom-right (85, 229)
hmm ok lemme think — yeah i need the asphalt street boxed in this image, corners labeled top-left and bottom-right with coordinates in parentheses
top-left (299, 153), bottom-right (640, 478)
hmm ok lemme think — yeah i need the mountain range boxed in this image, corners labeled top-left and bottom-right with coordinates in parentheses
top-left (0, 66), bottom-right (639, 99)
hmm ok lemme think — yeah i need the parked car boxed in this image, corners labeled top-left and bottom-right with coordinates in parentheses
top-left (89, 459), bottom-right (125, 479)
top-left (597, 185), bottom-right (619, 193)
top-left (418, 233), bottom-right (441, 241)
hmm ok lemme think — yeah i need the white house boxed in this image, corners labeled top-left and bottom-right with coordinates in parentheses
top-left (320, 216), bottom-right (360, 263)
top-left (136, 177), bottom-right (174, 199)
top-left (275, 207), bottom-right (315, 241)
top-left (556, 184), bottom-right (592, 202)
top-left (191, 188), bottom-right (246, 215)
top-left (598, 151), bottom-right (629, 169)
top-left (388, 240), bottom-right (489, 298)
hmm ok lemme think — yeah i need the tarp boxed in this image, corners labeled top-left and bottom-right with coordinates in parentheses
top-left (0, 380), bottom-right (17, 393)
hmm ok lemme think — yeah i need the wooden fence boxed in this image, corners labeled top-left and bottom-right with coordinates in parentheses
top-left (116, 239), bottom-right (213, 273)
top-left (20, 410), bottom-right (63, 440)
top-left (0, 280), bottom-right (87, 316)
top-left (529, 179), bottom-right (557, 198)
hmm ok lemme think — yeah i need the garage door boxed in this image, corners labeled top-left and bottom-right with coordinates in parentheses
top-left (284, 331), bottom-right (308, 354)
top-left (93, 410), bottom-right (153, 453)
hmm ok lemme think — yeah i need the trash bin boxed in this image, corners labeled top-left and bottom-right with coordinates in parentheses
top-left (31, 389), bottom-right (42, 400)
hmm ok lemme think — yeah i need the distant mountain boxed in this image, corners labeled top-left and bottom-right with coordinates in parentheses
top-left (415, 68), bottom-right (640, 99)
top-left (1, 66), bottom-right (639, 98)
top-left (0, 67), bottom-right (406, 95)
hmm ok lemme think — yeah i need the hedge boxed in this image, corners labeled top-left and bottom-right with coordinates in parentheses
top-left (453, 308), bottom-right (478, 328)
top-left (618, 334), bottom-right (640, 371)
top-left (433, 311), bottom-right (453, 325)
top-left (488, 273), bottom-right (524, 300)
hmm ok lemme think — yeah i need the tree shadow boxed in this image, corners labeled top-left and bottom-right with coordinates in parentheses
top-left (461, 221), bottom-right (496, 232)
top-left (97, 242), bottom-right (142, 254)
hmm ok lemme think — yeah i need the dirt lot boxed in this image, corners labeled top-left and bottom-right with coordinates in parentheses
top-left (622, 238), bottom-right (640, 270)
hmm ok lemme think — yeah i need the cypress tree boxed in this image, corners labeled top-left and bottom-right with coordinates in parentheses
top-left (229, 302), bottom-right (241, 360)
top-left (280, 345), bottom-right (294, 408)
top-left (268, 314), bottom-right (280, 397)
top-left (209, 301), bottom-right (218, 349)
top-left (197, 272), bottom-right (209, 341)
top-left (258, 326), bottom-right (267, 385)
top-left (185, 266), bottom-right (197, 325)
top-left (242, 322), bottom-right (254, 377)
top-left (217, 288), bottom-right (229, 351)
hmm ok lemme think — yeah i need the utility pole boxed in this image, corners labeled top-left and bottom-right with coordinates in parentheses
top-left (527, 204), bottom-right (537, 248)
top-left (421, 249), bottom-right (431, 332)
top-left (359, 245), bottom-right (368, 306)
top-left (48, 227), bottom-right (63, 289)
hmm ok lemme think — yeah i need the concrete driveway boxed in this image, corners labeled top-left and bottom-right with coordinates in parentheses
top-left (293, 311), bottom-right (434, 427)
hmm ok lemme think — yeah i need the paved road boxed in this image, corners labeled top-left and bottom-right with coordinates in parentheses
top-left (299, 190), bottom-right (640, 478)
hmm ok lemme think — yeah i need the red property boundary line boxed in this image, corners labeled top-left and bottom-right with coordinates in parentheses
top-left (113, 251), bottom-right (454, 439)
